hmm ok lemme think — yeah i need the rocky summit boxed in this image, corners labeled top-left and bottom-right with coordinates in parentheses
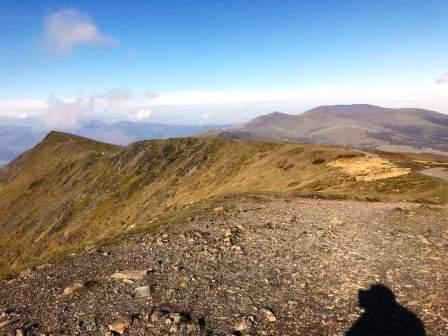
top-left (1, 198), bottom-right (447, 335)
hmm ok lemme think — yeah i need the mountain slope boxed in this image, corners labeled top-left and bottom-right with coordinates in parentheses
top-left (1, 132), bottom-right (448, 276)
top-left (206, 104), bottom-right (448, 155)
top-left (0, 118), bottom-right (228, 164)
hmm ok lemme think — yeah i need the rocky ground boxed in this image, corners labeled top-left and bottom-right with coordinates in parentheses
top-left (1, 198), bottom-right (447, 336)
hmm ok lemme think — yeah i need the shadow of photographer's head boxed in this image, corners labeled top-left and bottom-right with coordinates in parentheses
top-left (358, 283), bottom-right (396, 312)
top-left (346, 283), bottom-right (427, 336)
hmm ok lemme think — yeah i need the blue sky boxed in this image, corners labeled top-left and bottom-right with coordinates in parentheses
top-left (1, 0), bottom-right (447, 125)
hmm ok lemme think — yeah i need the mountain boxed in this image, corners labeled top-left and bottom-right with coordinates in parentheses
top-left (73, 119), bottom-right (230, 145)
top-left (1, 131), bottom-right (448, 276)
top-left (0, 118), bottom-right (229, 164)
top-left (206, 104), bottom-right (448, 155)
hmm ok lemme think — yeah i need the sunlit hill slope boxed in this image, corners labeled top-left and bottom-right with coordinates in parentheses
top-left (0, 131), bottom-right (447, 276)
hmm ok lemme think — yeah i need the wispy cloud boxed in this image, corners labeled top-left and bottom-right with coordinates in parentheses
top-left (2, 86), bottom-right (448, 126)
top-left (41, 89), bottom-right (152, 128)
top-left (0, 100), bottom-right (48, 114)
top-left (132, 108), bottom-right (152, 121)
top-left (435, 72), bottom-right (448, 85)
top-left (44, 96), bottom-right (87, 128)
top-left (0, 89), bottom-right (153, 125)
top-left (44, 8), bottom-right (117, 52)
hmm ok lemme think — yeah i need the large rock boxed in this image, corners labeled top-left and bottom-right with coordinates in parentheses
top-left (108, 316), bottom-right (132, 335)
top-left (135, 285), bottom-right (151, 298)
top-left (111, 270), bottom-right (148, 281)
top-left (62, 282), bottom-right (85, 297)
top-left (260, 307), bottom-right (277, 322)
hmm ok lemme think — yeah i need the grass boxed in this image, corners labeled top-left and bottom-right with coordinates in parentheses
top-left (1, 132), bottom-right (448, 277)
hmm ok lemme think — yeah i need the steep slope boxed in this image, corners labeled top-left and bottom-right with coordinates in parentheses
top-left (206, 104), bottom-right (448, 155)
top-left (1, 132), bottom-right (448, 276)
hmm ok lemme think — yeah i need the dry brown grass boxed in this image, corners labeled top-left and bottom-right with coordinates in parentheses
top-left (327, 154), bottom-right (411, 181)
top-left (0, 132), bottom-right (447, 276)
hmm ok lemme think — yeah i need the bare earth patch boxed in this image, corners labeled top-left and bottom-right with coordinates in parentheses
top-left (327, 155), bottom-right (411, 181)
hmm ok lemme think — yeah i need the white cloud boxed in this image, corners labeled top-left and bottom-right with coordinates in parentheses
top-left (18, 112), bottom-right (31, 119)
top-left (436, 72), bottom-right (448, 85)
top-left (1, 86), bottom-right (448, 126)
top-left (44, 8), bottom-right (117, 52)
top-left (132, 108), bottom-right (152, 121)
top-left (0, 99), bottom-right (48, 117)
top-left (43, 96), bottom-right (88, 128)
top-left (37, 89), bottom-right (153, 128)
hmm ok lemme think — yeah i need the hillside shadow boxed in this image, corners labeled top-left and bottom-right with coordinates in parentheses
top-left (345, 284), bottom-right (426, 336)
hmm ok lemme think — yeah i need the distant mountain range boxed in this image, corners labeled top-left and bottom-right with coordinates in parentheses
top-left (2, 104), bottom-right (447, 165)
top-left (0, 118), bottom-right (228, 164)
top-left (205, 104), bottom-right (448, 155)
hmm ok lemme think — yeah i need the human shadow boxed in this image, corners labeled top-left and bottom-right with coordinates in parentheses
top-left (345, 284), bottom-right (426, 336)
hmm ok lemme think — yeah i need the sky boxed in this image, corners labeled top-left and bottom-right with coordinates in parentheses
top-left (0, 0), bottom-right (448, 126)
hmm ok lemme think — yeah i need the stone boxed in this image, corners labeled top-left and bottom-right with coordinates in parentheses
top-left (330, 217), bottom-right (342, 225)
top-left (417, 235), bottom-right (430, 245)
top-left (214, 206), bottom-right (224, 213)
top-left (111, 270), bottom-right (148, 281)
top-left (19, 268), bottom-right (32, 278)
top-left (15, 329), bottom-right (25, 336)
top-left (108, 316), bottom-right (132, 335)
top-left (184, 322), bottom-right (200, 334)
top-left (224, 229), bottom-right (232, 237)
top-left (170, 313), bottom-right (182, 324)
top-left (260, 308), bottom-right (277, 322)
top-left (407, 300), bottom-right (419, 306)
top-left (62, 282), bottom-right (85, 296)
top-left (150, 310), bottom-right (169, 323)
top-left (36, 263), bottom-right (52, 270)
top-left (234, 318), bottom-right (251, 332)
top-left (135, 285), bottom-right (151, 298)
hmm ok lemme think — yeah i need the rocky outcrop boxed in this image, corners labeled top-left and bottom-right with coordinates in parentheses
top-left (0, 198), bottom-right (447, 335)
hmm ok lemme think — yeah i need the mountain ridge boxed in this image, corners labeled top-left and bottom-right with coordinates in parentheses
top-left (1, 131), bottom-right (448, 276)
top-left (0, 119), bottom-right (229, 165)
top-left (206, 104), bottom-right (448, 155)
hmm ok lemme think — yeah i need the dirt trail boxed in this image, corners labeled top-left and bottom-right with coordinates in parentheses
top-left (0, 198), bottom-right (447, 335)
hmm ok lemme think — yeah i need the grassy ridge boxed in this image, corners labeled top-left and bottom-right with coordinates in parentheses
top-left (0, 132), bottom-right (447, 276)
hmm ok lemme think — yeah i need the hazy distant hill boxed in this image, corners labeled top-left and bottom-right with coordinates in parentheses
top-left (206, 104), bottom-right (448, 155)
top-left (0, 124), bottom-right (46, 165)
top-left (0, 119), bottom-right (228, 164)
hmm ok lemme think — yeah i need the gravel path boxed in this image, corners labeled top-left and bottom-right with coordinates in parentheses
top-left (1, 198), bottom-right (447, 335)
